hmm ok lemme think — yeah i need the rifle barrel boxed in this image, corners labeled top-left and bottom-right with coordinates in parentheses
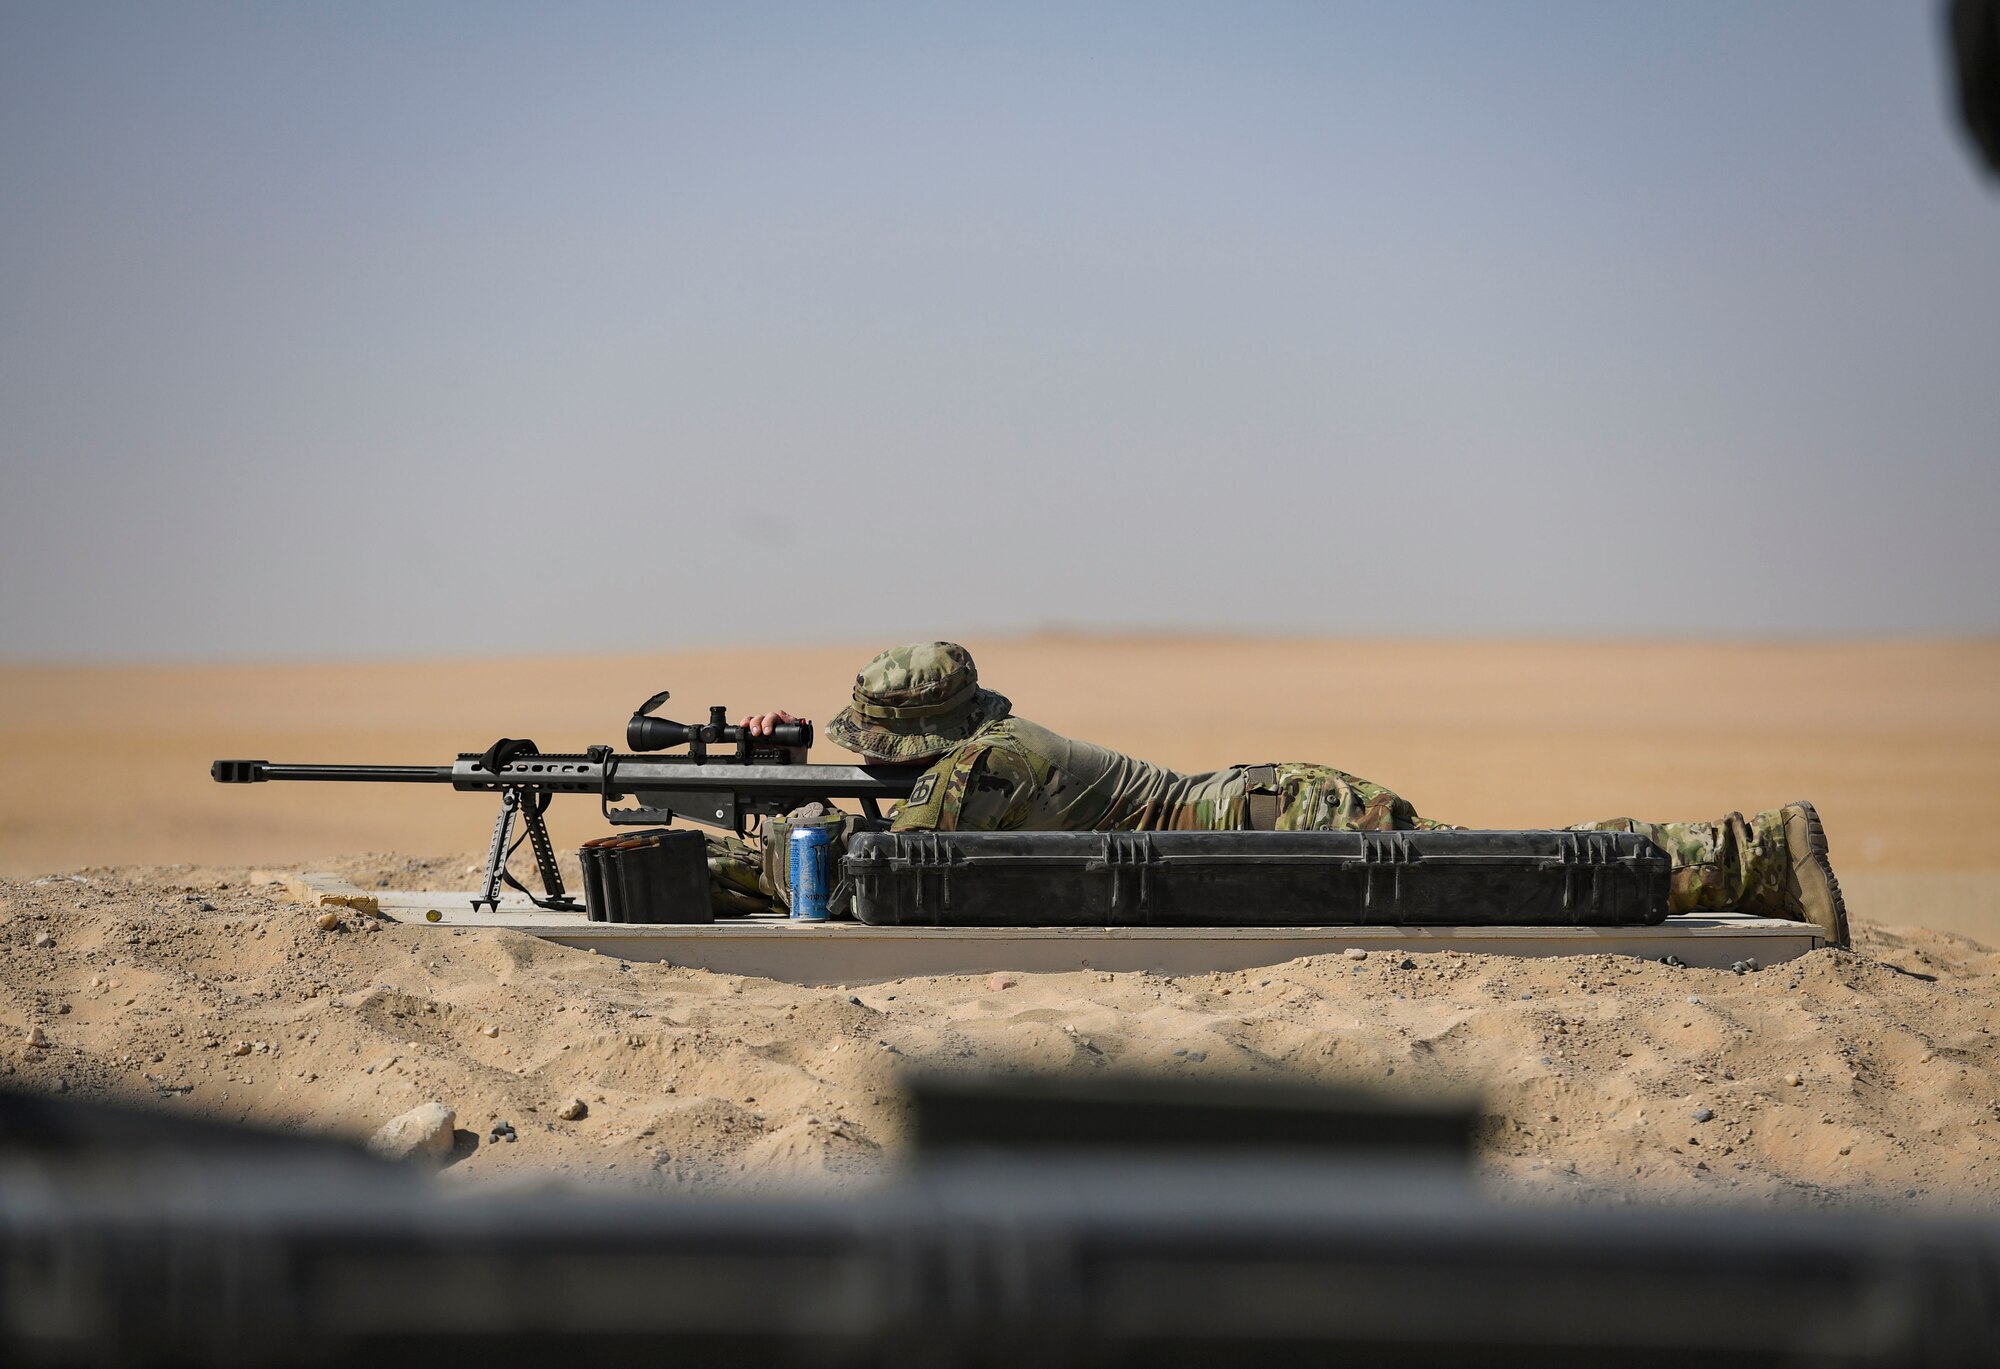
top-left (211, 761), bottom-right (455, 785)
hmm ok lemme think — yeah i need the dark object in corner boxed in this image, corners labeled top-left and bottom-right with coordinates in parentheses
top-left (1952, 0), bottom-right (2000, 173)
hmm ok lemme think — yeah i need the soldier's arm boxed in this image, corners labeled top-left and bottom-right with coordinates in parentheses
top-left (890, 747), bottom-right (1034, 832)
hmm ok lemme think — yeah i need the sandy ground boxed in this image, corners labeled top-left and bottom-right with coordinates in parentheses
top-left (1, 637), bottom-right (1996, 1203)
top-left (3, 853), bottom-right (1996, 1206)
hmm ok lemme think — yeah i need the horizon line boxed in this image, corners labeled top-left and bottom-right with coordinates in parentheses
top-left (3, 628), bottom-right (1997, 673)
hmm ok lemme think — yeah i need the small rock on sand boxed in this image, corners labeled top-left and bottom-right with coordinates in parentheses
top-left (33, 932), bottom-right (55, 949)
top-left (481, 1025), bottom-right (499, 1038)
top-left (558, 1097), bottom-right (588, 1121)
top-left (1784, 1073), bottom-right (1803, 1088)
top-left (26, 1025), bottom-right (49, 1048)
top-left (366, 1102), bottom-right (457, 1164)
top-left (315, 911), bottom-right (342, 931)
top-left (1343, 948), bottom-right (1368, 961)
top-left (986, 974), bottom-right (1016, 991)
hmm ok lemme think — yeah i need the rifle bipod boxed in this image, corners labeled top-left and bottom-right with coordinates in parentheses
top-left (474, 785), bottom-right (581, 913)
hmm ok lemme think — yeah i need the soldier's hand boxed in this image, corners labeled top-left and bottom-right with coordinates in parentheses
top-left (741, 709), bottom-right (803, 737)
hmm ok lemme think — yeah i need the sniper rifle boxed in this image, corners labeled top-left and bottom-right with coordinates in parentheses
top-left (210, 691), bottom-right (917, 913)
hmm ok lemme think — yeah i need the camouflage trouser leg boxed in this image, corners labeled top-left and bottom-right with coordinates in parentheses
top-left (705, 832), bottom-right (779, 917)
top-left (1569, 810), bottom-right (1788, 917)
top-left (1266, 763), bottom-right (1455, 832)
top-left (1264, 763), bottom-right (1789, 919)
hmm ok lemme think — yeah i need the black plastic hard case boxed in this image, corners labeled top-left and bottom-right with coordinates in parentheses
top-left (844, 829), bottom-right (1670, 928)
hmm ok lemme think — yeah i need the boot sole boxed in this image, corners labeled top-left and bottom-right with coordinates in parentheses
top-left (1787, 800), bottom-right (1851, 949)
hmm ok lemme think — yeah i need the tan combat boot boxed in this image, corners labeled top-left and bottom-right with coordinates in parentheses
top-left (1775, 801), bottom-right (1850, 949)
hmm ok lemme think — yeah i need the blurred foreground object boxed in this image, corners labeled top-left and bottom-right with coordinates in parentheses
top-left (4, 1079), bottom-right (1998, 1366)
top-left (1952, 0), bottom-right (2000, 174)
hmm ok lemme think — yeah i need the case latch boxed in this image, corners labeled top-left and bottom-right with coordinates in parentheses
top-left (1359, 830), bottom-right (1420, 912)
top-left (1545, 830), bottom-right (1612, 910)
top-left (905, 831), bottom-right (957, 921)
top-left (1088, 831), bottom-right (1156, 926)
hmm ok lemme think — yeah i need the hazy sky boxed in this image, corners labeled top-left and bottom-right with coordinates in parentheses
top-left (2, 1), bottom-right (1995, 661)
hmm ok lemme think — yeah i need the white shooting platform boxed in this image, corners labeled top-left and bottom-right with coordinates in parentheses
top-left (297, 874), bottom-right (1823, 987)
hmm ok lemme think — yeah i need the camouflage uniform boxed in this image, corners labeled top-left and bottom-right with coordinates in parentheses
top-left (888, 716), bottom-right (1789, 918)
top-left (751, 642), bottom-right (1835, 936)
top-left (1574, 811), bottom-right (1789, 919)
top-left (896, 712), bottom-right (1800, 912)
top-left (705, 831), bottom-right (776, 916)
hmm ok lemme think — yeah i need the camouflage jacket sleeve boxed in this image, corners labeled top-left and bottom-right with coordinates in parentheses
top-left (889, 744), bottom-right (1036, 831)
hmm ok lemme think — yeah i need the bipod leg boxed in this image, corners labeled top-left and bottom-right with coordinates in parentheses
top-left (473, 788), bottom-right (521, 912)
top-left (519, 796), bottom-right (579, 912)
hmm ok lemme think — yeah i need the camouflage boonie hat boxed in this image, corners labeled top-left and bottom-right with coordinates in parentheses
top-left (826, 642), bottom-right (1011, 762)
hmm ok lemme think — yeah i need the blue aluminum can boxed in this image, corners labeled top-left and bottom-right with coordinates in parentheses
top-left (788, 822), bottom-right (836, 922)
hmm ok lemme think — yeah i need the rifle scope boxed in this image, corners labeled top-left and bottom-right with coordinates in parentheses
top-left (627, 691), bottom-right (811, 753)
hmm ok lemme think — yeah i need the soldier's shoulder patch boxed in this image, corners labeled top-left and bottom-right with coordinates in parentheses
top-left (907, 773), bottom-right (937, 807)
